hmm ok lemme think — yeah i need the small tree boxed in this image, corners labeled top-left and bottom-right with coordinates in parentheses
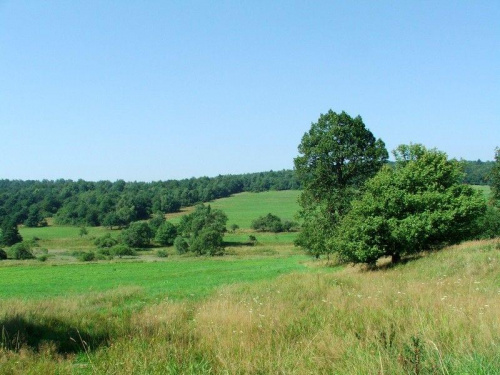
top-left (174, 236), bottom-right (189, 254)
top-left (251, 213), bottom-right (283, 232)
top-left (120, 222), bottom-right (153, 248)
top-left (155, 221), bottom-right (177, 246)
top-left (79, 226), bottom-right (88, 237)
top-left (11, 242), bottom-right (35, 260)
top-left (94, 233), bottom-right (118, 248)
top-left (0, 222), bottom-right (23, 246)
top-left (334, 144), bottom-right (487, 265)
top-left (149, 213), bottom-right (165, 234)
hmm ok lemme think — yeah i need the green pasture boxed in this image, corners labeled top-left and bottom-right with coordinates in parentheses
top-left (170, 190), bottom-right (301, 228)
top-left (0, 255), bottom-right (307, 300)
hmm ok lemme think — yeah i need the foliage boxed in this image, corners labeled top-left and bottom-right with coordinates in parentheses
top-left (474, 205), bottom-right (500, 239)
top-left (154, 221), bottom-right (177, 246)
top-left (120, 222), bottom-right (153, 248)
top-left (294, 110), bottom-right (388, 256)
top-left (157, 249), bottom-right (168, 258)
top-left (79, 251), bottom-right (96, 262)
top-left (462, 159), bottom-right (494, 185)
top-left (178, 204), bottom-right (228, 255)
top-left (333, 144), bottom-right (487, 264)
top-left (10, 242), bottom-right (35, 260)
top-left (174, 236), bottom-right (189, 254)
top-left (0, 222), bottom-right (23, 246)
top-left (79, 226), bottom-right (88, 237)
top-left (230, 224), bottom-right (239, 232)
top-left (94, 233), bottom-right (119, 248)
top-left (492, 147), bottom-right (500, 202)
top-left (251, 213), bottom-right (297, 233)
top-left (148, 212), bottom-right (165, 234)
top-left (24, 205), bottom-right (45, 227)
top-left (190, 227), bottom-right (225, 256)
top-left (0, 248), bottom-right (7, 260)
top-left (251, 213), bottom-right (284, 232)
top-left (0, 170), bottom-right (300, 228)
top-left (110, 244), bottom-right (137, 257)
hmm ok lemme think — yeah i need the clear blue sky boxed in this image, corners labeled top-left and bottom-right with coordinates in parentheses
top-left (1, 1), bottom-right (498, 181)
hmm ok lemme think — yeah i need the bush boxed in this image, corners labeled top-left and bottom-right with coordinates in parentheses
top-left (110, 244), bottom-right (137, 257)
top-left (0, 249), bottom-right (7, 260)
top-left (94, 234), bottom-right (118, 248)
top-left (248, 235), bottom-right (257, 245)
top-left (38, 255), bottom-right (48, 262)
top-left (475, 205), bottom-right (500, 239)
top-left (174, 236), bottom-right (189, 254)
top-left (282, 220), bottom-right (299, 232)
top-left (79, 252), bottom-right (96, 262)
top-left (120, 222), bottom-right (153, 248)
top-left (97, 248), bottom-right (111, 256)
top-left (11, 242), bottom-right (35, 260)
top-left (157, 249), bottom-right (168, 258)
top-left (251, 213), bottom-right (284, 232)
top-left (155, 221), bottom-right (177, 246)
top-left (190, 227), bottom-right (225, 256)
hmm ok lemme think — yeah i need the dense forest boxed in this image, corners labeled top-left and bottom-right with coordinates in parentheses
top-left (0, 170), bottom-right (299, 228)
top-left (0, 161), bottom-right (492, 229)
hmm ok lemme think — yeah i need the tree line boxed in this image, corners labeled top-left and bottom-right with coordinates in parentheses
top-left (0, 170), bottom-right (300, 230)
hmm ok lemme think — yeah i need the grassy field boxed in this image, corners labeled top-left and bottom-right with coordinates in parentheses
top-left (1, 239), bottom-right (499, 374)
top-left (0, 255), bottom-right (306, 301)
top-left (473, 184), bottom-right (492, 199)
top-left (168, 190), bottom-right (301, 228)
top-left (3, 189), bottom-right (499, 373)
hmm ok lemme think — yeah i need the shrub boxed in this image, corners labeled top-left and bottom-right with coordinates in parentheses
top-left (148, 213), bottom-right (165, 234)
top-left (38, 255), bottom-right (48, 262)
top-left (174, 236), bottom-right (189, 254)
top-left (190, 227), bottom-right (225, 256)
top-left (251, 213), bottom-right (283, 232)
top-left (11, 242), bottom-right (35, 260)
top-left (155, 221), bottom-right (177, 246)
top-left (110, 244), bottom-right (137, 257)
top-left (120, 222), bottom-right (153, 248)
top-left (0, 249), bottom-right (7, 260)
top-left (94, 234), bottom-right (118, 248)
top-left (475, 205), bottom-right (500, 239)
top-left (79, 252), bottom-right (96, 262)
top-left (157, 249), bottom-right (168, 258)
top-left (282, 220), bottom-right (299, 232)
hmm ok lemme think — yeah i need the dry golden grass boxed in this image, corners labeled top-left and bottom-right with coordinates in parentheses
top-left (1, 239), bottom-right (500, 374)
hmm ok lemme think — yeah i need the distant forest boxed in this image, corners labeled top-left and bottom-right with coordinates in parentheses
top-left (0, 170), bottom-right (299, 228)
top-left (0, 161), bottom-right (493, 228)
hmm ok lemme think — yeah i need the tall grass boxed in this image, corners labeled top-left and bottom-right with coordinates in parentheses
top-left (2, 239), bottom-right (500, 374)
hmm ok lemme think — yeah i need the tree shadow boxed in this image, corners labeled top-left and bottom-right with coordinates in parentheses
top-left (367, 254), bottom-right (424, 272)
top-left (0, 315), bottom-right (111, 354)
top-left (223, 241), bottom-right (255, 248)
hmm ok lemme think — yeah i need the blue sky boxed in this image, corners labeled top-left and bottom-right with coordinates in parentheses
top-left (1, 1), bottom-right (498, 181)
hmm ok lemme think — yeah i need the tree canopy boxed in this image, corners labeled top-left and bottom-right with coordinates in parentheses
top-left (294, 110), bottom-right (388, 257)
top-left (333, 144), bottom-right (486, 265)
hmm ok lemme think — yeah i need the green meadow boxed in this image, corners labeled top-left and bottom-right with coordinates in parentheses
top-left (2, 188), bottom-right (500, 374)
top-left (0, 255), bottom-right (307, 301)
